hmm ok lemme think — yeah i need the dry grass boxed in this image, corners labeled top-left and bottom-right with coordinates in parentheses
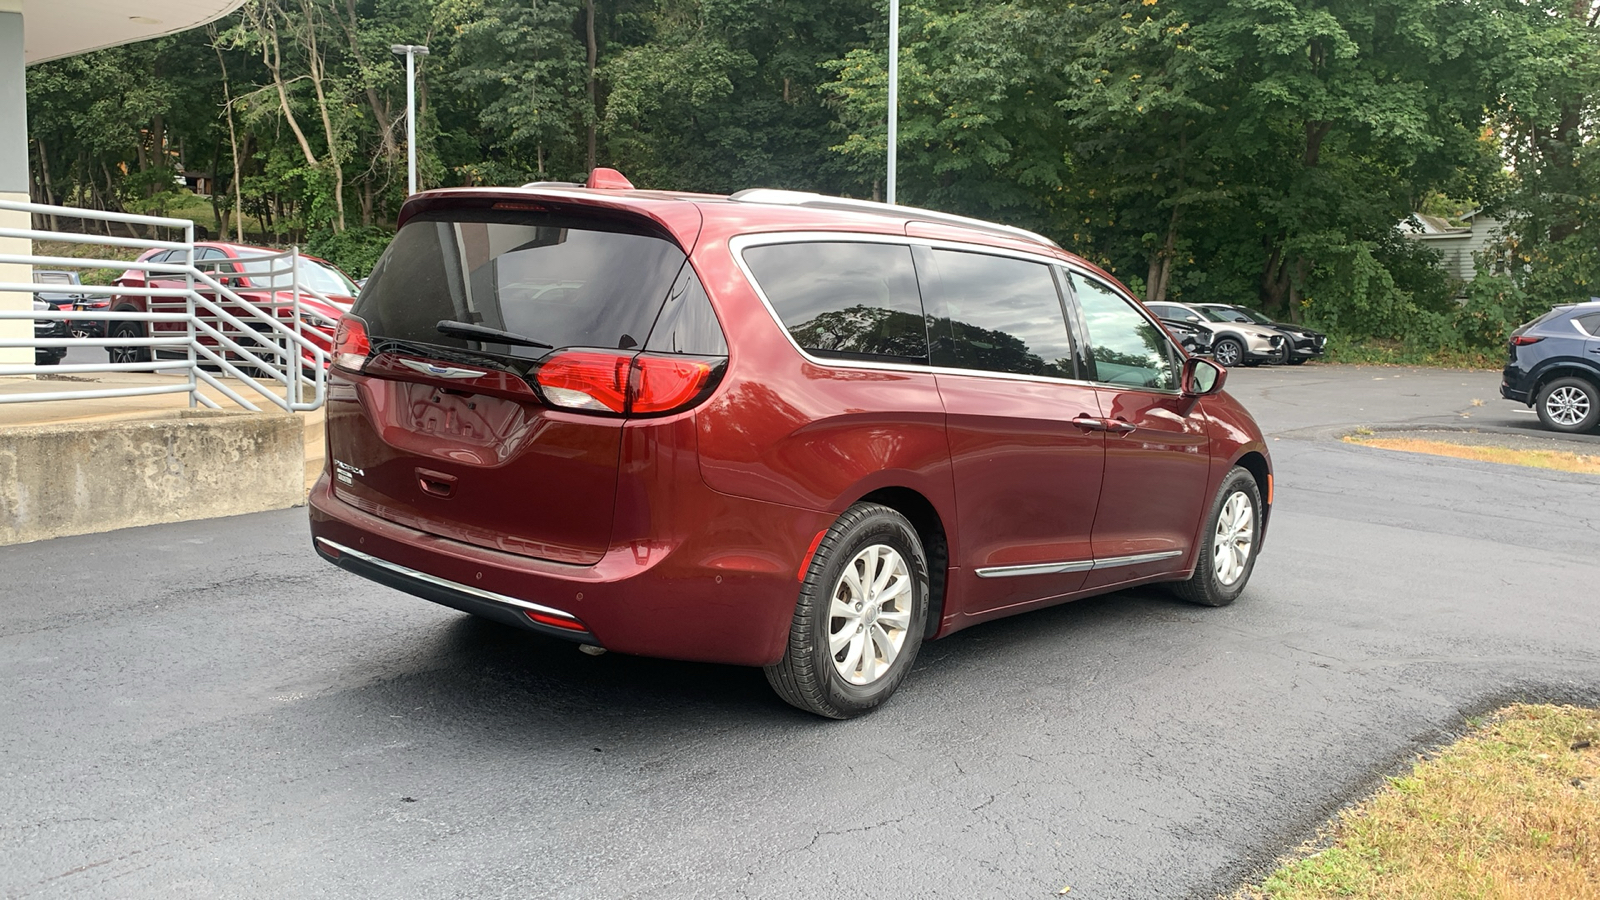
top-left (1345, 436), bottom-right (1600, 475)
top-left (1238, 704), bottom-right (1600, 899)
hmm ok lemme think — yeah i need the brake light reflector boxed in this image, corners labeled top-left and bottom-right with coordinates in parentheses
top-left (1510, 335), bottom-right (1544, 346)
top-left (332, 315), bottom-right (371, 372)
top-left (536, 351), bottom-right (631, 412)
top-left (630, 356), bottom-right (716, 413)
top-left (525, 609), bottom-right (590, 632)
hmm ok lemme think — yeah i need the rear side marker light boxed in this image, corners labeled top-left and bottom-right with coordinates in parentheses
top-left (535, 351), bottom-right (716, 416)
top-left (333, 314), bottom-right (372, 372)
top-left (796, 530), bottom-right (828, 582)
top-left (1510, 335), bottom-right (1544, 346)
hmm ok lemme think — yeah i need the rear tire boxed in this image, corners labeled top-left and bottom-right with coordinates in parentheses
top-left (108, 320), bottom-right (150, 365)
top-left (765, 503), bottom-right (929, 719)
top-left (1287, 356), bottom-right (1307, 366)
top-left (1169, 467), bottom-right (1262, 608)
top-left (1535, 376), bottom-right (1599, 434)
top-left (1213, 337), bottom-right (1244, 368)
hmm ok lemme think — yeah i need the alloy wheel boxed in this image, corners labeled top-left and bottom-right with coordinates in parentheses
top-left (1214, 339), bottom-right (1242, 367)
top-left (827, 544), bottom-right (913, 686)
top-left (1212, 491), bottom-right (1254, 586)
top-left (1545, 385), bottom-right (1591, 427)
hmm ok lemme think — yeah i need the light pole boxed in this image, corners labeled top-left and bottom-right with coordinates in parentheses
top-left (887, 0), bottom-right (899, 206)
top-left (389, 43), bottom-right (429, 195)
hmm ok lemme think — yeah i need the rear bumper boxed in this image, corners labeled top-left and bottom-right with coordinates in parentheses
top-left (307, 472), bottom-right (830, 667)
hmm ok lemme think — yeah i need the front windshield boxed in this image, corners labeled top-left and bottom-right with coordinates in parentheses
top-left (1234, 306), bottom-right (1275, 325)
top-left (235, 252), bottom-right (357, 297)
top-left (1195, 307), bottom-right (1236, 323)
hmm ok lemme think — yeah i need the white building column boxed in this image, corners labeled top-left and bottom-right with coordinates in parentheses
top-left (0, 1), bottom-right (31, 369)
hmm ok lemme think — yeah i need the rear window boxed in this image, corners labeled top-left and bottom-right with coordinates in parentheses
top-left (356, 209), bottom-right (689, 360)
top-left (742, 241), bottom-right (928, 363)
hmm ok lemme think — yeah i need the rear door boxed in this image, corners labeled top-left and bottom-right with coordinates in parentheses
top-left (327, 203), bottom-right (701, 565)
top-left (921, 247), bottom-right (1106, 614)
top-left (1064, 271), bottom-right (1211, 589)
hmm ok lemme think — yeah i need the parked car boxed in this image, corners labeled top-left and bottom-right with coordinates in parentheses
top-left (32, 270), bottom-right (100, 338)
top-left (1198, 303), bottom-right (1326, 365)
top-left (1145, 301), bottom-right (1287, 367)
top-left (309, 170), bottom-right (1274, 718)
top-left (1160, 316), bottom-right (1214, 356)
top-left (32, 298), bottom-right (67, 366)
top-left (1501, 301), bottom-right (1600, 434)
top-left (108, 242), bottom-right (356, 370)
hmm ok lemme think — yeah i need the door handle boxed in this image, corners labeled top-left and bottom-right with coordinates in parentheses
top-left (416, 467), bottom-right (457, 498)
top-left (1105, 418), bottom-right (1138, 435)
top-left (1590, 347), bottom-right (1600, 354)
top-left (1073, 414), bottom-right (1108, 432)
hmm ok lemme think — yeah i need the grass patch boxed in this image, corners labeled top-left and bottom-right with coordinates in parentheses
top-left (1239, 704), bottom-right (1600, 899)
top-left (1344, 436), bottom-right (1600, 475)
top-left (1322, 338), bottom-right (1499, 370)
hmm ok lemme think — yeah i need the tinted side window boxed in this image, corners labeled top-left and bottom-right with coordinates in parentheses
top-left (924, 249), bottom-right (1075, 378)
top-left (1071, 274), bottom-right (1178, 390)
top-left (645, 264), bottom-right (727, 356)
top-left (1576, 313), bottom-right (1600, 337)
top-left (742, 242), bottom-right (927, 362)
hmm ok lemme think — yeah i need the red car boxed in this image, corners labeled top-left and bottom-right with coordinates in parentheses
top-left (309, 171), bottom-right (1273, 718)
top-left (108, 242), bottom-right (357, 370)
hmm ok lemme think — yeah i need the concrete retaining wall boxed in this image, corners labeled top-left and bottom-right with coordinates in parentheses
top-left (0, 410), bottom-right (304, 545)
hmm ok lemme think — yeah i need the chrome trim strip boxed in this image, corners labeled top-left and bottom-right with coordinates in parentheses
top-left (974, 549), bottom-right (1184, 579)
top-left (1093, 549), bottom-right (1184, 569)
top-left (975, 559), bottom-right (1096, 579)
top-left (397, 359), bottom-right (487, 379)
top-left (315, 538), bottom-right (582, 622)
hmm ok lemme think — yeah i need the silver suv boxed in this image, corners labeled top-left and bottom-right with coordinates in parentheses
top-left (1146, 301), bottom-right (1287, 367)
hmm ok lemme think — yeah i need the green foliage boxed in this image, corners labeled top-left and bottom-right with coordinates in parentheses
top-left (22, 0), bottom-right (1600, 368)
top-left (305, 225), bottom-right (394, 278)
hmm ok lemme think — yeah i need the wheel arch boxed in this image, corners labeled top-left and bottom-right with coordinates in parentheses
top-left (1231, 449), bottom-right (1272, 545)
top-left (855, 485), bottom-right (949, 640)
top-left (1530, 360), bottom-right (1600, 399)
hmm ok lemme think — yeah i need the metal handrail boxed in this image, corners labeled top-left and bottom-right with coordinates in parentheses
top-left (0, 199), bottom-right (335, 411)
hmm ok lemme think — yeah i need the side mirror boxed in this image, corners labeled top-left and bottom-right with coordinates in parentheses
top-left (1185, 315), bottom-right (1201, 323)
top-left (1182, 357), bottom-right (1226, 397)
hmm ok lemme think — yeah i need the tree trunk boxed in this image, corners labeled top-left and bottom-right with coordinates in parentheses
top-left (340, 0), bottom-right (400, 161)
top-left (299, 0), bottom-right (345, 232)
top-left (36, 138), bottom-right (58, 231)
top-left (1148, 205), bottom-right (1181, 302)
top-left (586, 0), bottom-right (598, 172)
top-left (211, 26), bottom-right (247, 242)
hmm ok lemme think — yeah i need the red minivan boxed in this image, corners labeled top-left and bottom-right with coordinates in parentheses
top-left (309, 171), bottom-right (1272, 718)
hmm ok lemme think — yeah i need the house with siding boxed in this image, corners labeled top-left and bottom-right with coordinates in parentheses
top-left (1398, 210), bottom-right (1504, 291)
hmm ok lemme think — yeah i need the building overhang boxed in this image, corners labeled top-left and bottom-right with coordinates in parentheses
top-left (2, 0), bottom-right (246, 65)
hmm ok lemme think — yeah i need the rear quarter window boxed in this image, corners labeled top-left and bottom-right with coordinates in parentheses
top-left (741, 241), bottom-right (928, 363)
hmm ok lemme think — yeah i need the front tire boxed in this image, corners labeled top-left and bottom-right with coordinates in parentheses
top-left (765, 503), bottom-right (929, 719)
top-left (1170, 467), bottom-right (1263, 607)
top-left (1535, 376), bottom-right (1599, 434)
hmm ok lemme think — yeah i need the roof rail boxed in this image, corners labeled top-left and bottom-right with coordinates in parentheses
top-left (728, 189), bottom-right (1060, 249)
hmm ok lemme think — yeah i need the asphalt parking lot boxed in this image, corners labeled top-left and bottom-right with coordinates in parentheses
top-left (2, 362), bottom-right (1595, 899)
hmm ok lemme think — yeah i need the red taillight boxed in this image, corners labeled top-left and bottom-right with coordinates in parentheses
top-left (332, 315), bottom-right (371, 372)
top-left (1510, 335), bottom-right (1544, 346)
top-left (535, 351), bottom-right (717, 415)
top-left (630, 356), bottom-right (716, 413)
top-left (536, 351), bottom-right (632, 412)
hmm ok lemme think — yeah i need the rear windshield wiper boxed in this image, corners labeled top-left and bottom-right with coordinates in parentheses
top-left (437, 319), bottom-right (552, 349)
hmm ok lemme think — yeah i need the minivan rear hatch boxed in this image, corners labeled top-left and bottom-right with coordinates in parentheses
top-left (327, 198), bottom-right (706, 565)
